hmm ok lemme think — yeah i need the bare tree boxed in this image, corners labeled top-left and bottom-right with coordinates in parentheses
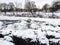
top-left (8, 2), bottom-right (15, 11)
top-left (42, 4), bottom-right (49, 12)
top-left (0, 3), bottom-right (7, 14)
top-left (25, 1), bottom-right (36, 12)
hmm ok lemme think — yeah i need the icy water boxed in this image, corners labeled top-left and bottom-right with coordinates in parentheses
top-left (0, 18), bottom-right (60, 45)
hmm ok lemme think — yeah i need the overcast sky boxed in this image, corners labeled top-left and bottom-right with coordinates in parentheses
top-left (0, 0), bottom-right (54, 8)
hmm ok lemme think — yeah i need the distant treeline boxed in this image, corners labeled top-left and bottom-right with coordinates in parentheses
top-left (0, 0), bottom-right (60, 12)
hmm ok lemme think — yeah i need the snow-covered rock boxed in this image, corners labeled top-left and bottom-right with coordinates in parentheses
top-left (0, 40), bottom-right (14, 45)
top-left (4, 36), bottom-right (13, 42)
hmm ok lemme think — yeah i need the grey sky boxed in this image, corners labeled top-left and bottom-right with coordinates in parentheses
top-left (0, 0), bottom-right (54, 8)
